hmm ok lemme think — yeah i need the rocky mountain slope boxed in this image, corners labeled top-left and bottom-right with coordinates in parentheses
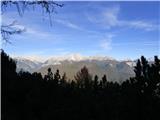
top-left (14, 55), bottom-right (136, 82)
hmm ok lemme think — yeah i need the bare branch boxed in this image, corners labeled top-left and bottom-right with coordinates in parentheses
top-left (1, 0), bottom-right (63, 43)
top-left (1, 21), bottom-right (26, 43)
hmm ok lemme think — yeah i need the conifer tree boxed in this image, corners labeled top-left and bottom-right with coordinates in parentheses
top-left (93, 75), bottom-right (99, 90)
top-left (60, 72), bottom-right (67, 87)
top-left (134, 59), bottom-right (142, 78)
top-left (102, 74), bottom-right (107, 88)
top-left (54, 69), bottom-right (61, 84)
top-left (74, 66), bottom-right (92, 89)
top-left (47, 68), bottom-right (53, 81)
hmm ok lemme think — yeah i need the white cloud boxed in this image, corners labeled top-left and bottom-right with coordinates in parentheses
top-left (123, 20), bottom-right (157, 31)
top-left (102, 5), bottom-right (120, 28)
top-left (86, 6), bottom-right (119, 29)
top-left (55, 19), bottom-right (103, 34)
top-left (87, 5), bottom-right (158, 31)
top-left (55, 19), bottom-right (83, 30)
top-left (112, 41), bottom-right (158, 47)
top-left (100, 34), bottom-right (114, 50)
top-left (2, 20), bottom-right (26, 32)
top-left (1, 16), bottom-right (53, 39)
top-left (12, 24), bottom-right (25, 30)
top-left (22, 55), bottom-right (48, 62)
top-left (25, 27), bottom-right (52, 38)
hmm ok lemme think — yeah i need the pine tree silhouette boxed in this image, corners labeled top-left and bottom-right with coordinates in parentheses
top-left (102, 74), bottom-right (107, 88)
top-left (60, 72), bottom-right (67, 87)
top-left (93, 75), bottom-right (99, 90)
top-left (54, 69), bottom-right (61, 84)
top-left (74, 66), bottom-right (92, 89)
top-left (1, 50), bottom-right (160, 120)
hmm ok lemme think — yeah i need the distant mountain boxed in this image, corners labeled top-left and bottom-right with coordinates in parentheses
top-left (37, 60), bottom-right (135, 82)
top-left (14, 55), bottom-right (137, 82)
top-left (123, 60), bottom-right (137, 67)
top-left (42, 54), bottom-right (115, 66)
top-left (14, 57), bottom-right (43, 72)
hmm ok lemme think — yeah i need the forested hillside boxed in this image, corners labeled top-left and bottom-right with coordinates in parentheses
top-left (1, 50), bottom-right (160, 120)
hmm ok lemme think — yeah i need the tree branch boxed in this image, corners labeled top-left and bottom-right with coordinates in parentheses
top-left (1, 0), bottom-right (63, 43)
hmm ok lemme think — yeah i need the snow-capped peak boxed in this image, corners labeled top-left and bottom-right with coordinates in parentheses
top-left (13, 56), bottom-right (44, 63)
top-left (40, 54), bottom-right (116, 67)
top-left (68, 54), bottom-right (84, 61)
top-left (46, 54), bottom-right (115, 62)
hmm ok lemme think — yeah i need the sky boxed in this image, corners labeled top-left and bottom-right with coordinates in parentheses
top-left (1, 1), bottom-right (160, 60)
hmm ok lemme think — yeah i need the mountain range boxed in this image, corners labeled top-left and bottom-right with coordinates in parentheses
top-left (14, 54), bottom-right (137, 82)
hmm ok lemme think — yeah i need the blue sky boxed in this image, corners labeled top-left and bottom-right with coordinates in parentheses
top-left (1, 1), bottom-right (160, 60)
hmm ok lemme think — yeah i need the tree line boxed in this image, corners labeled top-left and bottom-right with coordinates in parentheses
top-left (1, 50), bottom-right (160, 120)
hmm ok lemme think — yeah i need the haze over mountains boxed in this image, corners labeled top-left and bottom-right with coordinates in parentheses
top-left (14, 54), bottom-right (137, 82)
